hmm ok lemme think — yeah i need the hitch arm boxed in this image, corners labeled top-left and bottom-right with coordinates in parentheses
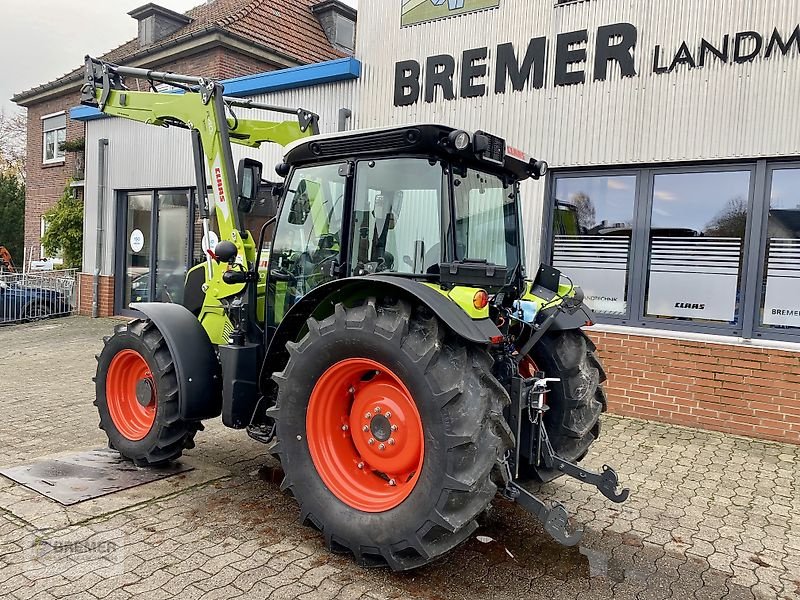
top-left (540, 432), bottom-right (630, 503)
top-left (503, 481), bottom-right (583, 546)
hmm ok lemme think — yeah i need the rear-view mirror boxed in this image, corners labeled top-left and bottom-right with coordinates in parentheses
top-left (237, 158), bottom-right (263, 213)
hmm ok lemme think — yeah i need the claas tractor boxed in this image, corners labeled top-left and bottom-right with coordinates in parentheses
top-left (82, 56), bottom-right (628, 570)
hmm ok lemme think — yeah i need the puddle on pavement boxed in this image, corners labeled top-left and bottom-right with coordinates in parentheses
top-left (389, 499), bottom-right (764, 599)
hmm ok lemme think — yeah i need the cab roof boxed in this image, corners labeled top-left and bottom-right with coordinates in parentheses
top-left (283, 124), bottom-right (538, 182)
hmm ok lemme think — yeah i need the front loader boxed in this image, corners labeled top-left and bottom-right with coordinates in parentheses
top-left (83, 57), bottom-right (628, 570)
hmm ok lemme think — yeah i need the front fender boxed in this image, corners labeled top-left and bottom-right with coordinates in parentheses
top-left (131, 302), bottom-right (221, 420)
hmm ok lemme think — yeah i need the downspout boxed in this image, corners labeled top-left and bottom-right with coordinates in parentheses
top-left (337, 108), bottom-right (352, 132)
top-left (93, 139), bottom-right (109, 318)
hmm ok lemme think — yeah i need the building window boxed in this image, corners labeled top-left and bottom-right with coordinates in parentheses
top-left (760, 167), bottom-right (800, 331)
top-left (42, 112), bottom-right (66, 164)
top-left (548, 165), bottom-right (767, 338)
top-left (645, 171), bottom-right (751, 324)
top-left (552, 175), bottom-right (636, 316)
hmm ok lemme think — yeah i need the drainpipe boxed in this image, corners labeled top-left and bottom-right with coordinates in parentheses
top-left (337, 108), bottom-right (352, 132)
top-left (93, 139), bottom-right (109, 318)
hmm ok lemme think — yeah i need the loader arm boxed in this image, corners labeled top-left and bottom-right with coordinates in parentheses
top-left (80, 56), bottom-right (319, 341)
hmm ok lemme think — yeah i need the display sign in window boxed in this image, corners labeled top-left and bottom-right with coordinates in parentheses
top-left (645, 171), bottom-right (751, 323)
top-left (762, 168), bottom-right (800, 328)
top-left (552, 175), bottom-right (636, 315)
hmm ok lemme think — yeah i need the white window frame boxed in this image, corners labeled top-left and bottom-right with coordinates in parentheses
top-left (42, 111), bottom-right (67, 165)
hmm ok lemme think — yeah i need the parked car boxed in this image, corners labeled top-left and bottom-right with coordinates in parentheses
top-left (0, 279), bottom-right (72, 324)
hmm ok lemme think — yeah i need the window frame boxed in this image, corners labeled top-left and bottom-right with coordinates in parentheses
top-left (544, 161), bottom-right (779, 340)
top-left (41, 111), bottom-right (67, 165)
top-left (751, 160), bottom-right (800, 342)
top-left (544, 168), bottom-right (643, 321)
top-left (114, 188), bottom-right (195, 317)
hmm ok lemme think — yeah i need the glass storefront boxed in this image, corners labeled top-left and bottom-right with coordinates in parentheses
top-left (547, 162), bottom-right (800, 340)
top-left (117, 189), bottom-right (194, 315)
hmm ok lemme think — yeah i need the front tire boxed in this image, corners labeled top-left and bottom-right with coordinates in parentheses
top-left (94, 319), bottom-right (199, 466)
top-left (271, 298), bottom-right (512, 570)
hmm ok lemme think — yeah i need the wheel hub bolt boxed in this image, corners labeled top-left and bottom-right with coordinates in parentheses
top-left (389, 479), bottom-right (396, 486)
top-left (341, 424), bottom-right (349, 431)
top-left (374, 406), bottom-right (381, 413)
top-left (391, 424), bottom-right (398, 431)
top-left (388, 438), bottom-right (396, 445)
top-left (378, 443), bottom-right (385, 450)
top-left (364, 412), bottom-right (372, 419)
top-left (368, 438), bottom-right (375, 445)
top-left (357, 462), bottom-right (364, 469)
top-left (385, 411), bottom-right (392, 418)
top-left (362, 425), bottom-right (369, 432)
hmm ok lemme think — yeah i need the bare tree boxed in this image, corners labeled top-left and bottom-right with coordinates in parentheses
top-left (570, 192), bottom-right (597, 230)
top-left (0, 109), bottom-right (27, 182)
top-left (704, 196), bottom-right (748, 238)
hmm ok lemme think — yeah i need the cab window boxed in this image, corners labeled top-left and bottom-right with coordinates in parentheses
top-left (268, 163), bottom-right (346, 323)
top-left (350, 159), bottom-right (444, 276)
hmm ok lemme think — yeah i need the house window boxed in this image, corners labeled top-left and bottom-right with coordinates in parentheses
top-left (552, 174), bottom-right (636, 316)
top-left (42, 112), bottom-right (66, 164)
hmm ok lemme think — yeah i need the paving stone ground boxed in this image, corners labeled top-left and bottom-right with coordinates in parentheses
top-left (0, 316), bottom-right (798, 600)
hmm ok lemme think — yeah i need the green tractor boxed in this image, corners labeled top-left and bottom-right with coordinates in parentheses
top-left (83, 57), bottom-right (628, 570)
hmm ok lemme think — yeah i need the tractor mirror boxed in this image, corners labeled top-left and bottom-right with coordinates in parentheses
top-left (237, 158), bottom-right (263, 213)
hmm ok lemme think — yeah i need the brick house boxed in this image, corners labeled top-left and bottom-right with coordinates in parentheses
top-left (11, 0), bottom-right (349, 265)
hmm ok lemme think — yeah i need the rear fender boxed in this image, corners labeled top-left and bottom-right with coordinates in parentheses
top-left (260, 276), bottom-right (502, 391)
top-left (131, 302), bottom-right (222, 420)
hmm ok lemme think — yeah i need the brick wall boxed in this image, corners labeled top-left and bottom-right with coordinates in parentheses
top-left (23, 94), bottom-right (84, 259)
top-left (78, 273), bottom-right (115, 317)
top-left (156, 48), bottom-right (278, 81)
top-left (589, 330), bottom-right (800, 445)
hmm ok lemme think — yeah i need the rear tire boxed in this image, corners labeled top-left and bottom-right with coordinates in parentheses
top-left (525, 329), bottom-right (606, 481)
top-left (94, 319), bottom-right (199, 466)
top-left (270, 298), bottom-right (512, 570)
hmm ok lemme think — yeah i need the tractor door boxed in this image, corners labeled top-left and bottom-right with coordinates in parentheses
top-left (266, 163), bottom-right (347, 326)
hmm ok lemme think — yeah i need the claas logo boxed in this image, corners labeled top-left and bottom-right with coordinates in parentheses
top-left (401, 0), bottom-right (500, 27)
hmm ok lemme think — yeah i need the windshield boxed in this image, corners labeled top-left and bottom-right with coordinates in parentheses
top-left (452, 169), bottom-right (520, 278)
top-left (350, 158), bottom-right (444, 276)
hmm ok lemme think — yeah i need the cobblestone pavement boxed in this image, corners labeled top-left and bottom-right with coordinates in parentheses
top-left (0, 317), bottom-right (798, 600)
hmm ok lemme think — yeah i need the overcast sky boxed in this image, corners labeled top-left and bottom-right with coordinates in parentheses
top-left (0, 0), bottom-right (356, 116)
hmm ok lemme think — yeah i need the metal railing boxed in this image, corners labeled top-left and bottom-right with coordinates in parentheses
top-left (0, 269), bottom-right (79, 325)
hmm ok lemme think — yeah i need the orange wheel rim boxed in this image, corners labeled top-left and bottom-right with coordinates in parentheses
top-left (106, 349), bottom-right (156, 441)
top-left (306, 358), bottom-right (424, 512)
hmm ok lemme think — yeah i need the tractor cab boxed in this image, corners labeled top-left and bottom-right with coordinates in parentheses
top-left (264, 124), bottom-right (548, 325)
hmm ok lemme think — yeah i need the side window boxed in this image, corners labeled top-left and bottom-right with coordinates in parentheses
top-left (42, 113), bottom-right (66, 164)
top-left (350, 159), bottom-right (443, 276)
top-left (269, 164), bottom-right (346, 323)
